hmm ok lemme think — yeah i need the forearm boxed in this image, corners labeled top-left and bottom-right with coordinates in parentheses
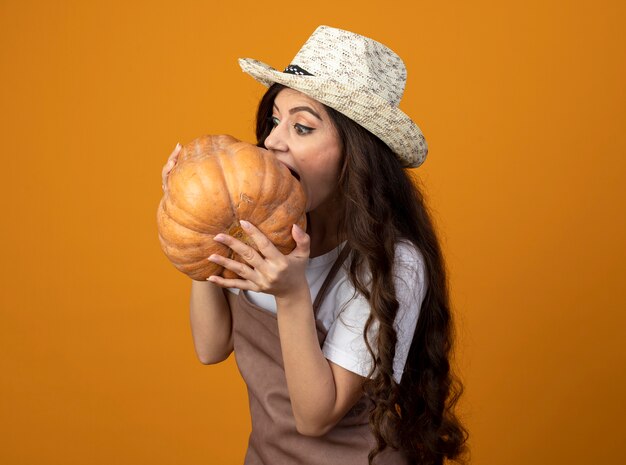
top-left (276, 287), bottom-right (339, 435)
top-left (189, 280), bottom-right (234, 364)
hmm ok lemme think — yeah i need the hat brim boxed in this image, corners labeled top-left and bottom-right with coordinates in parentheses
top-left (239, 58), bottom-right (427, 168)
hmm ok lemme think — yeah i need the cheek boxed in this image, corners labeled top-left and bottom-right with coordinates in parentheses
top-left (296, 140), bottom-right (342, 203)
top-left (320, 152), bottom-right (342, 185)
top-left (307, 150), bottom-right (341, 183)
top-left (304, 164), bottom-right (340, 205)
top-left (314, 139), bottom-right (342, 172)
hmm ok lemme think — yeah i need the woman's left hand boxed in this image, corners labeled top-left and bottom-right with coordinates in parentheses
top-left (207, 220), bottom-right (310, 299)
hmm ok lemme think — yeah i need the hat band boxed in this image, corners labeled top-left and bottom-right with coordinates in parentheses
top-left (283, 64), bottom-right (313, 76)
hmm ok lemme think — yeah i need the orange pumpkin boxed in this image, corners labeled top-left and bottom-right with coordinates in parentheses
top-left (157, 134), bottom-right (307, 281)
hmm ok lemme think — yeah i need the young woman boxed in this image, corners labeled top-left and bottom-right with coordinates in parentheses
top-left (163, 26), bottom-right (467, 465)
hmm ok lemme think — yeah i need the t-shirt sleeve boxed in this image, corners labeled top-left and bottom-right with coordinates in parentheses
top-left (321, 242), bottom-right (428, 383)
top-left (321, 285), bottom-right (374, 378)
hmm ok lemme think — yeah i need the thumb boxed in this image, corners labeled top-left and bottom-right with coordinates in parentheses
top-left (291, 224), bottom-right (310, 258)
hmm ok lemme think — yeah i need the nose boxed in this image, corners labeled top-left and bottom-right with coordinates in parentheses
top-left (264, 122), bottom-right (288, 153)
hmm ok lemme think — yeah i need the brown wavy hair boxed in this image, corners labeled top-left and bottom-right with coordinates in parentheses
top-left (255, 83), bottom-right (468, 465)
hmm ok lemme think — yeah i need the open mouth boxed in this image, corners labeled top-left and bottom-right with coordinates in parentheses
top-left (288, 167), bottom-right (301, 181)
top-left (279, 161), bottom-right (301, 181)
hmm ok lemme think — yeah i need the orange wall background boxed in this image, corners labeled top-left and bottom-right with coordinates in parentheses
top-left (1, 1), bottom-right (624, 464)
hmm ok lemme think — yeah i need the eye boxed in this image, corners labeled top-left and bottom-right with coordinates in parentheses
top-left (294, 123), bottom-right (314, 135)
top-left (269, 116), bottom-right (280, 127)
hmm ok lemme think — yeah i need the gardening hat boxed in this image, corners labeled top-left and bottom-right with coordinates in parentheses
top-left (238, 25), bottom-right (428, 168)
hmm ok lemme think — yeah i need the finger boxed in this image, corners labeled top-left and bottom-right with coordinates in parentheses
top-left (207, 253), bottom-right (256, 281)
top-left (168, 142), bottom-right (182, 164)
top-left (239, 220), bottom-right (283, 260)
top-left (161, 143), bottom-right (182, 184)
top-left (290, 223), bottom-right (311, 259)
top-left (213, 233), bottom-right (265, 268)
top-left (206, 274), bottom-right (260, 292)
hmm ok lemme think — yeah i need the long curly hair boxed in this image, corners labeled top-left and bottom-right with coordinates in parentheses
top-left (255, 83), bottom-right (468, 465)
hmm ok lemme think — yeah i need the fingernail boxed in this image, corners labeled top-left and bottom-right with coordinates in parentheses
top-left (175, 142), bottom-right (182, 151)
top-left (239, 220), bottom-right (251, 229)
top-left (213, 234), bottom-right (224, 242)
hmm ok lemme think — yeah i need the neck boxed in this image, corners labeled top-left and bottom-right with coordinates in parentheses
top-left (306, 201), bottom-right (343, 258)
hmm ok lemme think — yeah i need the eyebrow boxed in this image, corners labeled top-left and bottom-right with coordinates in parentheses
top-left (274, 103), bottom-right (323, 121)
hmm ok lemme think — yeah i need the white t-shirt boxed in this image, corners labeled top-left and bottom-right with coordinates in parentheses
top-left (228, 240), bottom-right (427, 383)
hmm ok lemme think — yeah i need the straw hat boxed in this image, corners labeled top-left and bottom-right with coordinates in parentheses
top-left (238, 25), bottom-right (428, 168)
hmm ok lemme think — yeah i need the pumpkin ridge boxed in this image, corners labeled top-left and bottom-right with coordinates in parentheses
top-left (165, 156), bottom-right (231, 233)
top-left (213, 147), bottom-right (244, 261)
top-left (166, 250), bottom-right (218, 269)
top-left (228, 142), bottom-right (261, 224)
top-left (250, 146), bottom-right (289, 229)
top-left (214, 147), bottom-right (238, 221)
top-left (156, 207), bottom-right (226, 253)
top-left (174, 256), bottom-right (224, 281)
top-left (162, 196), bottom-right (223, 236)
top-left (241, 142), bottom-right (269, 226)
top-left (254, 154), bottom-right (301, 235)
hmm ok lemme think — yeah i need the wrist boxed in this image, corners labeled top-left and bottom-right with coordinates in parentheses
top-left (274, 279), bottom-right (312, 310)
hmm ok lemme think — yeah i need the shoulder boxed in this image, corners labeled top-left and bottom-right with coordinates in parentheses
top-left (337, 240), bottom-right (427, 295)
top-left (391, 241), bottom-right (429, 332)
top-left (393, 240), bottom-right (427, 288)
top-left (394, 239), bottom-right (425, 265)
top-left (331, 240), bottom-right (427, 310)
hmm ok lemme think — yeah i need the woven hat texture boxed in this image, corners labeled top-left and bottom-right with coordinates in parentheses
top-left (238, 25), bottom-right (428, 168)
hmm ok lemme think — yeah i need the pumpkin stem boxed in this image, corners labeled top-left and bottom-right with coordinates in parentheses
top-left (227, 223), bottom-right (254, 257)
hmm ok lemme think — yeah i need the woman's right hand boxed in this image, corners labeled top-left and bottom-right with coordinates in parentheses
top-left (161, 143), bottom-right (182, 192)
